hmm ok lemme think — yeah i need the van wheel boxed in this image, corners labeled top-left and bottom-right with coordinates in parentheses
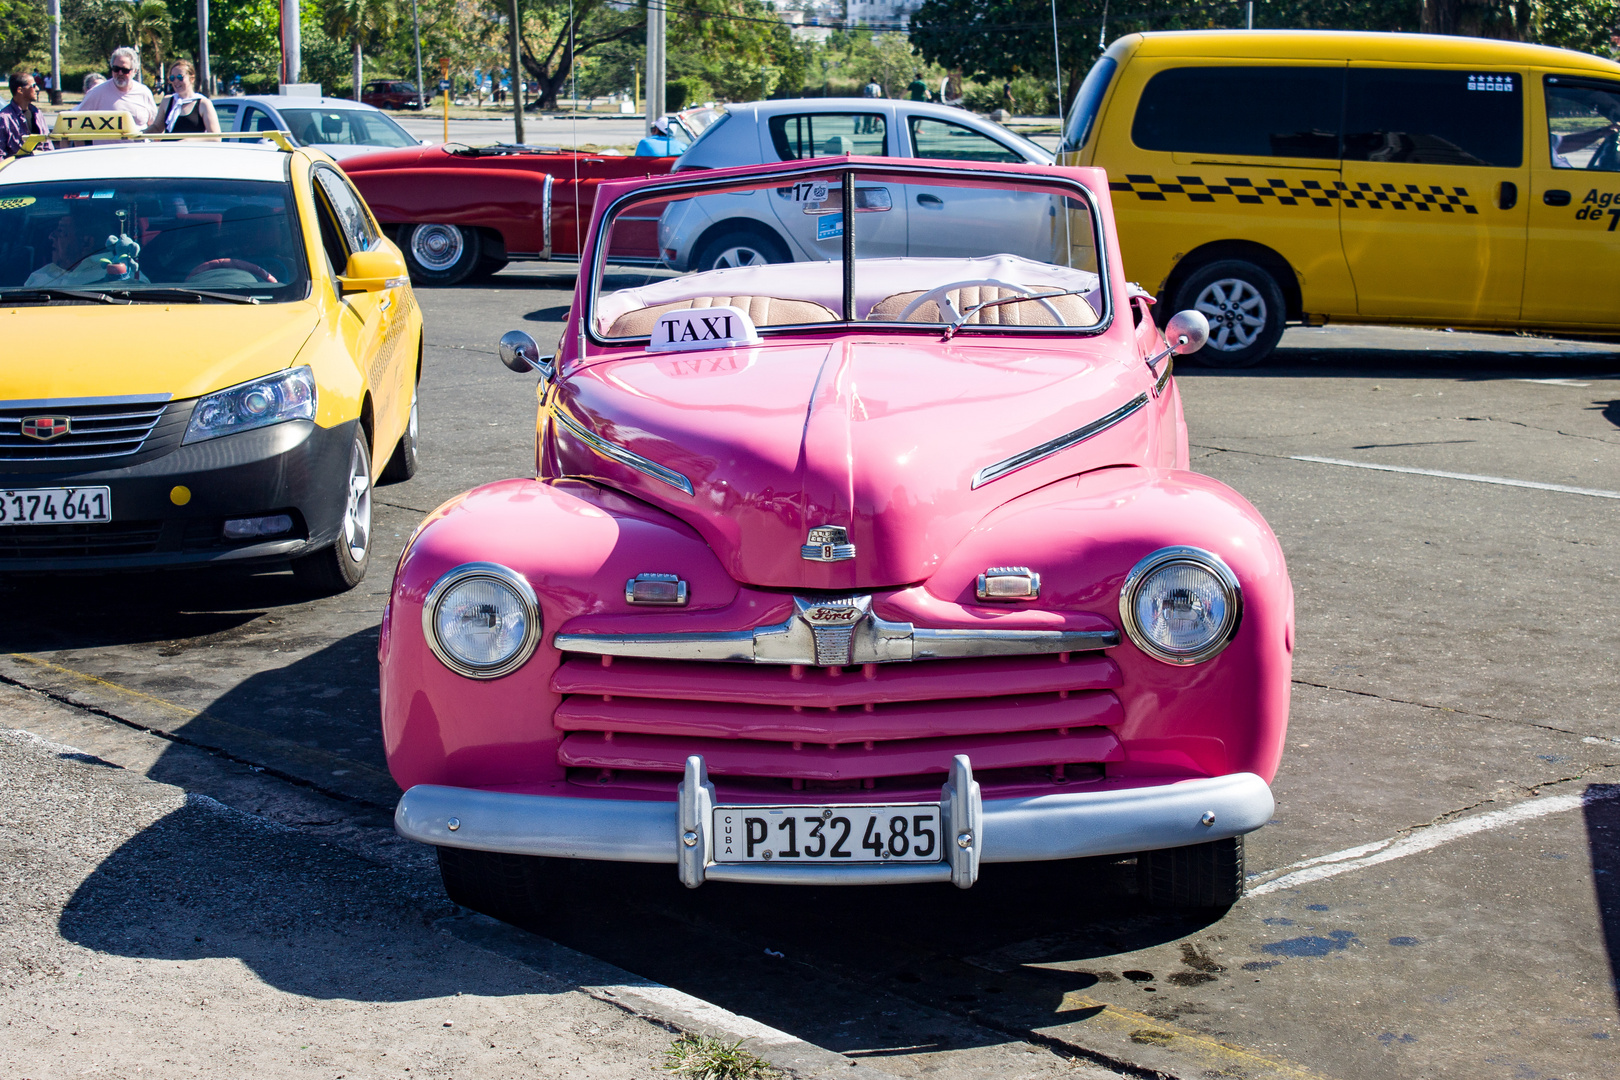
top-left (437, 846), bottom-right (555, 927)
top-left (696, 228), bottom-right (788, 272)
top-left (1138, 835), bottom-right (1245, 910)
top-left (1175, 260), bottom-right (1286, 367)
top-left (402, 223), bottom-right (482, 286)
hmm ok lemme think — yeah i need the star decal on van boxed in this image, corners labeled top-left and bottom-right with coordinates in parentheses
top-left (1109, 175), bottom-right (1478, 214)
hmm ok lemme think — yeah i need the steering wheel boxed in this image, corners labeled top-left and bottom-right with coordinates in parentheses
top-left (895, 278), bottom-right (1068, 325)
top-left (1587, 129), bottom-right (1620, 172)
top-left (186, 258), bottom-right (276, 283)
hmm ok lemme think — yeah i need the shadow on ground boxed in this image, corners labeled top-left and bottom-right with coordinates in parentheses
top-left (1586, 784), bottom-right (1620, 1009)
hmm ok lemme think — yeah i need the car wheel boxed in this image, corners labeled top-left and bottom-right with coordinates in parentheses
top-left (1138, 835), bottom-right (1244, 910)
top-left (379, 384), bottom-right (419, 484)
top-left (402, 223), bottom-right (483, 286)
top-left (437, 846), bottom-right (555, 926)
top-left (1174, 259), bottom-right (1286, 368)
top-left (291, 427), bottom-right (372, 593)
top-left (696, 229), bottom-right (788, 272)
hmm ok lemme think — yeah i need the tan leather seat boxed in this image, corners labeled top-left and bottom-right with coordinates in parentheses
top-left (609, 295), bottom-right (838, 338)
top-left (870, 285), bottom-right (1097, 326)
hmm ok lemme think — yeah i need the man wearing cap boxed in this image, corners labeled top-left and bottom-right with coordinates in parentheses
top-left (1, 70), bottom-right (54, 157)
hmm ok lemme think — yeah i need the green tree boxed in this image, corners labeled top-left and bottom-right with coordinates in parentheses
top-left (0, 0), bottom-right (48, 74)
top-left (169, 0), bottom-right (281, 86)
top-left (119, 0), bottom-right (173, 77)
top-left (323, 0), bottom-right (402, 100)
top-left (517, 0), bottom-right (644, 111)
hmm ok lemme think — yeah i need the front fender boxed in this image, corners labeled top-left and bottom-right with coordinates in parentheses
top-left (380, 477), bottom-right (739, 791)
top-left (925, 465), bottom-right (1293, 782)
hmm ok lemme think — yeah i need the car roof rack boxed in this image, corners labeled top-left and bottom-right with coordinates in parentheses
top-left (18, 128), bottom-right (296, 156)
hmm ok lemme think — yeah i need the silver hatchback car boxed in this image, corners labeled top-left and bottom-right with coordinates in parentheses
top-left (658, 99), bottom-right (1053, 271)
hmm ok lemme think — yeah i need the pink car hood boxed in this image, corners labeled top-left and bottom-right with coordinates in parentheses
top-left (554, 335), bottom-right (1155, 591)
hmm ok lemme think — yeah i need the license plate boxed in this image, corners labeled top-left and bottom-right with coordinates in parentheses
top-left (712, 804), bottom-right (944, 864)
top-left (0, 487), bottom-right (111, 526)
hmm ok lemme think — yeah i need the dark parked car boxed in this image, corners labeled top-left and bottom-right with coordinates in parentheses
top-left (362, 80), bottom-right (430, 110)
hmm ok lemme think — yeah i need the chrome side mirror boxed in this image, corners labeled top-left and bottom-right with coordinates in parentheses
top-left (1164, 309), bottom-right (1209, 355)
top-left (498, 329), bottom-right (554, 380)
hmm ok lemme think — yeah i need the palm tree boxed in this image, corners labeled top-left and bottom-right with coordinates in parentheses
top-left (118, 0), bottom-right (173, 80)
top-left (323, 0), bottom-right (403, 102)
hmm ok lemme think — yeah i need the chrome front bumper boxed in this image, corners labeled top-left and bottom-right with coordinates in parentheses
top-left (394, 756), bottom-right (1275, 889)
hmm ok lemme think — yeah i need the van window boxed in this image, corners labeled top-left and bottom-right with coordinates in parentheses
top-left (768, 113), bottom-right (887, 159)
top-left (1063, 56), bottom-right (1116, 154)
top-left (1545, 76), bottom-right (1620, 171)
top-left (1344, 69), bottom-right (1522, 168)
top-left (908, 117), bottom-right (1021, 163)
top-left (1131, 66), bottom-right (1342, 159)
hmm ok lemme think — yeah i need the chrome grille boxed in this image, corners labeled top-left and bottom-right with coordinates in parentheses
top-left (0, 395), bottom-right (173, 461)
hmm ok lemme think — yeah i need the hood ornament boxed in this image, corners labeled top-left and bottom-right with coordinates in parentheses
top-left (801, 524), bottom-right (856, 562)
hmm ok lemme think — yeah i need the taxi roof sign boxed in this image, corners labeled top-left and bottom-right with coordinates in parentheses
top-left (53, 111), bottom-right (136, 143)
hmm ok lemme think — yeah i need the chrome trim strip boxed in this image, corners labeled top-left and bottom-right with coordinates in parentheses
top-left (395, 772), bottom-right (1275, 879)
top-left (540, 173), bottom-right (554, 260)
top-left (1118, 545), bottom-right (1243, 666)
top-left (552, 409), bottom-right (696, 496)
top-left (1154, 357), bottom-right (1173, 397)
top-left (0, 393), bottom-right (172, 409)
top-left (422, 562), bottom-right (544, 679)
top-left (554, 594), bottom-right (1117, 666)
top-left (971, 392), bottom-right (1149, 489)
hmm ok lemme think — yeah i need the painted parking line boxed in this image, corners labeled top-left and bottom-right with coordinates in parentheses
top-left (1250, 785), bottom-right (1620, 897)
top-left (1291, 455), bottom-right (1620, 500)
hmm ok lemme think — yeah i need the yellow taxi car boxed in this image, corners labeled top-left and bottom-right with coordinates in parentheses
top-left (0, 131), bottom-right (421, 590)
top-left (1061, 30), bottom-right (1620, 365)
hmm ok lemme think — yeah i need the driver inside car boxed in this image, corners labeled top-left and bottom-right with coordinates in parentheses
top-left (1551, 120), bottom-right (1620, 169)
top-left (23, 206), bottom-right (146, 287)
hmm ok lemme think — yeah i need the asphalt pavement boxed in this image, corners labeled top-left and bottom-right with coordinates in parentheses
top-left (1, 269), bottom-right (1616, 1079)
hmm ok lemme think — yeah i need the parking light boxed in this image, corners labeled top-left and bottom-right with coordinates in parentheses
top-left (183, 368), bottom-right (316, 444)
top-left (223, 514), bottom-right (293, 539)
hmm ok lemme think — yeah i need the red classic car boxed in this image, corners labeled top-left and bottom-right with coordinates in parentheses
top-left (381, 156), bottom-right (1294, 923)
top-left (341, 143), bottom-right (678, 284)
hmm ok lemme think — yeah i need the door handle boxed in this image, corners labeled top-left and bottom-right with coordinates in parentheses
top-left (1543, 189), bottom-right (1572, 207)
top-left (916, 193), bottom-right (944, 208)
top-left (1496, 181), bottom-right (1517, 210)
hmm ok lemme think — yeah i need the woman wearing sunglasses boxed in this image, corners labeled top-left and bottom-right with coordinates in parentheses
top-left (76, 47), bottom-right (157, 129)
top-left (148, 60), bottom-right (219, 137)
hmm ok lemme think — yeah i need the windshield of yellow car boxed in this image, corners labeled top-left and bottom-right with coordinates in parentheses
top-left (0, 179), bottom-right (309, 302)
top-left (590, 167), bottom-right (1106, 345)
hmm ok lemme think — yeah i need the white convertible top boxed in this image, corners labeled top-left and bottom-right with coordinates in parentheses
top-left (0, 143), bottom-right (290, 185)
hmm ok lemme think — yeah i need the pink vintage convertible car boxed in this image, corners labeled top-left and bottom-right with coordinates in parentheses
top-left (380, 156), bottom-right (1293, 919)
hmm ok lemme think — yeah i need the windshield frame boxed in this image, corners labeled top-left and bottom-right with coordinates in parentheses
top-left (585, 160), bottom-right (1112, 351)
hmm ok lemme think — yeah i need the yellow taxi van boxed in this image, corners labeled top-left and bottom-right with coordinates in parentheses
top-left (0, 129), bottom-right (422, 590)
top-left (1060, 30), bottom-right (1620, 364)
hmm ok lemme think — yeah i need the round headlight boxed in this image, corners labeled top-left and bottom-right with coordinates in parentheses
top-left (423, 563), bottom-right (542, 678)
top-left (1118, 547), bottom-right (1242, 665)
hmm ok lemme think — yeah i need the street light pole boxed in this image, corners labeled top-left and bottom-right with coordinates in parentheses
top-left (644, 0), bottom-right (664, 135)
top-left (280, 0), bottom-right (299, 87)
top-left (48, 0), bottom-right (60, 104)
top-left (509, 0), bottom-right (524, 143)
top-left (412, 0), bottom-right (425, 111)
top-left (198, 0), bottom-right (211, 93)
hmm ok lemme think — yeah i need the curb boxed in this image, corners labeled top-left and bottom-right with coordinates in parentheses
top-left (439, 911), bottom-right (907, 1080)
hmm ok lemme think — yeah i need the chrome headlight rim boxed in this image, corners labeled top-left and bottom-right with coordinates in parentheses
top-left (1118, 545), bottom-right (1243, 666)
top-left (422, 562), bottom-right (542, 679)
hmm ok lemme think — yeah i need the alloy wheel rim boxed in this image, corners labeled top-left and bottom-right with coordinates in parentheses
top-left (342, 439), bottom-right (372, 564)
top-left (411, 225), bottom-right (464, 272)
top-left (1193, 278), bottom-right (1266, 351)
top-left (713, 245), bottom-right (768, 269)
top-left (407, 390), bottom-right (419, 444)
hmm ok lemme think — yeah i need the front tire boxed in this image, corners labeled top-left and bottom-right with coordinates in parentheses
top-left (695, 228), bottom-right (789, 272)
top-left (1174, 259), bottom-right (1286, 368)
top-left (437, 846), bottom-right (555, 926)
top-left (1138, 835), bottom-right (1245, 910)
top-left (402, 223), bottom-right (483, 286)
top-left (379, 386), bottom-right (419, 483)
top-left (292, 428), bottom-right (372, 594)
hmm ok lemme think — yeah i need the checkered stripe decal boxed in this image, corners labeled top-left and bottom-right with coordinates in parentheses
top-left (1110, 175), bottom-right (1479, 214)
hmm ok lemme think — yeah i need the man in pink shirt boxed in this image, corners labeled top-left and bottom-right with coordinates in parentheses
top-left (77, 47), bottom-right (157, 129)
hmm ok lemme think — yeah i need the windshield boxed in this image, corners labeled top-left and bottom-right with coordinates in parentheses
top-left (592, 167), bottom-right (1104, 343)
top-left (0, 178), bottom-right (309, 301)
top-left (279, 108), bottom-right (417, 149)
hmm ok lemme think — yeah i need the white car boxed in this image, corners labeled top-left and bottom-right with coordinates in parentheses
top-left (655, 99), bottom-right (1055, 271)
top-left (214, 96), bottom-right (425, 161)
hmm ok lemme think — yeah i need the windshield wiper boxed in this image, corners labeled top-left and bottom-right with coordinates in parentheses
top-left (943, 288), bottom-right (1092, 341)
top-left (0, 287), bottom-right (127, 305)
top-left (105, 287), bottom-right (259, 305)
